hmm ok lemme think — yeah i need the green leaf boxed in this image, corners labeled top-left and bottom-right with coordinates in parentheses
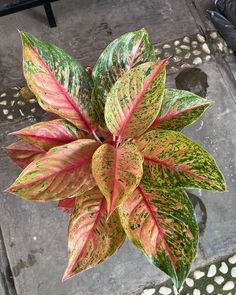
top-left (137, 130), bottom-right (226, 191)
top-left (63, 187), bottom-right (125, 280)
top-left (92, 141), bottom-right (143, 216)
top-left (11, 119), bottom-right (88, 151)
top-left (92, 28), bottom-right (156, 126)
top-left (118, 185), bottom-right (198, 289)
top-left (5, 139), bottom-right (45, 169)
top-left (21, 32), bottom-right (98, 133)
top-left (150, 89), bottom-right (213, 131)
top-left (105, 60), bottom-right (166, 139)
top-left (6, 139), bottom-right (100, 201)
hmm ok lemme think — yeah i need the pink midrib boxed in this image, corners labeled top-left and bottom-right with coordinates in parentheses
top-left (144, 156), bottom-right (207, 181)
top-left (31, 45), bottom-right (94, 133)
top-left (108, 147), bottom-right (120, 215)
top-left (127, 37), bottom-right (143, 68)
top-left (6, 145), bottom-right (45, 153)
top-left (117, 60), bottom-right (166, 138)
top-left (8, 156), bottom-right (91, 191)
top-left (17, 132), bottom-right (77, 144)
top-left (65, 197), bottom-right (106, 278)
top-left (137, 186), bottom-right (177, 270)
top-left (150, 104), bottom-right (207, 128)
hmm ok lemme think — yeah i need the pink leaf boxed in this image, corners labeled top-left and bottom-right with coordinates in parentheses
top-left (5, 139), bottom-right (45, 168)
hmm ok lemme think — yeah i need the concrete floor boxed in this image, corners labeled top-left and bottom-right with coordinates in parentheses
top-left (0, 0), bottom-right (198, 87)
top-left (0, 1), bottom-right (236, 295)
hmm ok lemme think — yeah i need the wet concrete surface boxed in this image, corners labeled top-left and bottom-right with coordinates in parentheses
top-left (1, 1), bottom-right (236, 295)
top-left (175, 67), bottom-right (209, 97)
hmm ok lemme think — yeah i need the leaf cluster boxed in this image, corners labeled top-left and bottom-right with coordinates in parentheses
top-left (5, 29), bottom-right (226, 289)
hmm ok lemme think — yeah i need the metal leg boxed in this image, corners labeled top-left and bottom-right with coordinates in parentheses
top-left (44, 3), bottom-right (56, 27)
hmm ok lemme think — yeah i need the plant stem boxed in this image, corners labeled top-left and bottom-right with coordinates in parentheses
top-left (115, 135), bottom-right (121, 148)
top-left (92, 130), bottom-right (102, 143)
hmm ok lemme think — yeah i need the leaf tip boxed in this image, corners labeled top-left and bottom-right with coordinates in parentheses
top-left (106, 197), bottom-right (120, 219)
top-left (222, 182), bottom-right (228, 192)
top-left (4, 186), bottom-right (12, 193)
top-left (8, 131), bottom-right (18, 136)
top-left (106, 209), bottom-right (114, 221)
top-left (62, 268), bottom-right (74, 282)
top-left (62, 274), bottom-right (69, 282)
top-left (208, 99), bottom-right (215, 105)
top-left (20, 32), bottom-right (35, 47)
top-left (2, 146), bottom-right (8, 152)
top-left (139, 27), bottom-right (147, 35)
top-left (173, 284), bottom-right (183, 295)
top-left (162, 57), bottom-right (171, 66)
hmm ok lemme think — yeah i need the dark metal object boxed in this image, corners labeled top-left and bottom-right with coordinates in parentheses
top-left (43, 2), bottom-right (56, 27)
top-left (0, 0), bottom-right (58, 27)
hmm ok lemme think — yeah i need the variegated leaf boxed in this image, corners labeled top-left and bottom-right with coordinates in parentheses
top-left (11, 119), bottom-right (88, 151)
top-left (92, 28), bottom-right (156, 127)
top-left (137, 130), bottom-right (226, 191)
top-left (6, 139), bottom-right (100, 201)
top-left (118, 186), bottom-right (198, 289)
top-left (63, 187), bottom-right (125, 280)
top-left (150, 89), bottom-right (213, 131)
top-left (5, 139), bottom-right (45, 169)
top-left (105, 61), bottom-right (166, 139)
top-left (58, 197), bottom-right (76, 215)
top-left (21, 32), bottom-right (98, 133)
top-left (92, 142), bottom-right (143, 216)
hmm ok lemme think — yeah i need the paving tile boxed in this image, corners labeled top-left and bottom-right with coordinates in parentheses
top-left (0, 0), bottom-right (198, 87)
top-left (0, 87), bottom-right (44, 123)
top-left (147, 252), bottom-right (236, 294)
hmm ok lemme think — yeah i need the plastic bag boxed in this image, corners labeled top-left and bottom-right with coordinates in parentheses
top-left (214, 0), bottom-right (236, 27)
top-left (207, 10), bottom-right (236, 52)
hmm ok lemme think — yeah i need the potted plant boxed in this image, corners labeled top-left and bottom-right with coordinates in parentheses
top-left (5, 29), bottom-right (226, 291)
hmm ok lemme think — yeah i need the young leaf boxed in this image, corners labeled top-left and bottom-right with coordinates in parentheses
top-left (105, 61), bottom-right (166, 139)
top-left (92, 28), bottom-right (156, 126)
top-left (6, 139), bottom-right (100, 201)
top-left (5, 139), bottom-right (45, 169)
top-left (137, 130), bottom-right (226, 191)
top-left (118, 186), bottom-right (198, 290)
top-left (21, 32), bottom-right (98, 133)
top-left (150, 89), bottom-right (213, 131)
top-left (92, 142), bottom-right (143, 216)
top-left (11, 119), bottom-right (88, 151)
top-left (63, 187), bottom-right (125, 281)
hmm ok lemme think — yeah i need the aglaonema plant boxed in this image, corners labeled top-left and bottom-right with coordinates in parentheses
top-left (5, 28), bottom-right (226, 290)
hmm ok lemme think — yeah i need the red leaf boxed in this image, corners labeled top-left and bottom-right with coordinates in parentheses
top-left (21, 32), bottom-right (98, 134)
top-left (11, 119), bottom-right (88, 151)
top-left (92, 142), bottom-right (143, 216)
top-left (5, 139), bottom-right (45, 168)
top-left (6, 139), bottom-right (100, 201)
top-left (63, 187), bottom-right (125, 280)
top-left (58, 198), bottom-right (76, 214)
top-left (105, 60), bottom-right (167, 139)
